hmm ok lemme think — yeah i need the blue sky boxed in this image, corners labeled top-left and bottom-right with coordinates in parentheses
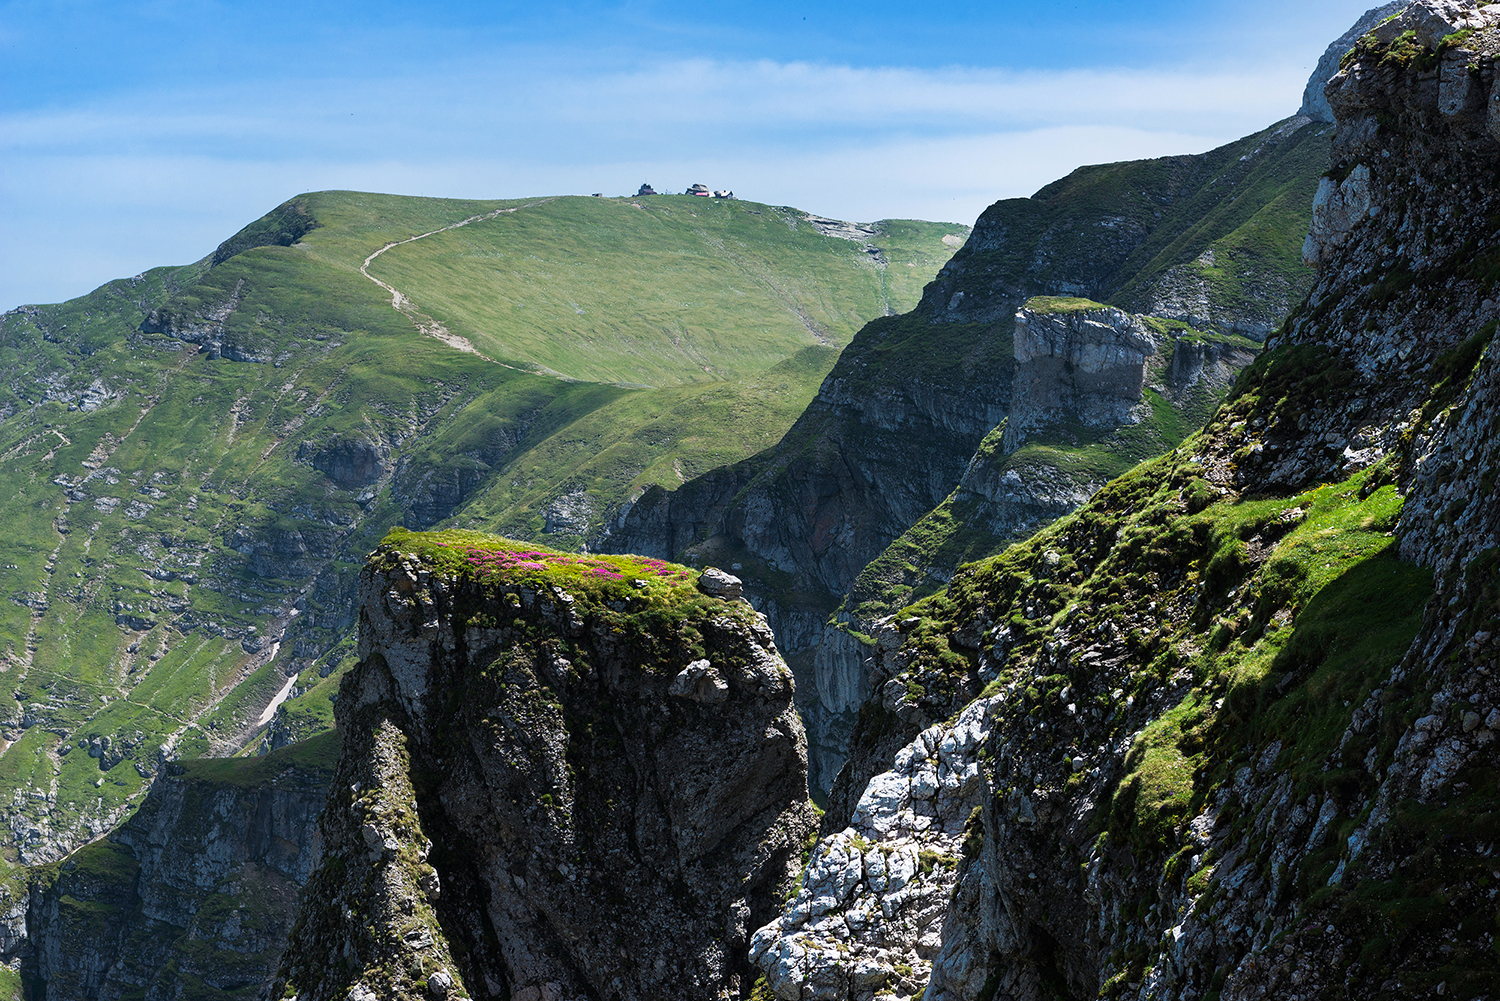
top-left (2, 0), bottom-right (1379, 310)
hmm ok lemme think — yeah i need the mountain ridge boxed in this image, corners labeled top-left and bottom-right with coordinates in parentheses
top-left (606, 114), bottom-right (1330, 792)
top-left (2, 6), bottom-right (1486, 997)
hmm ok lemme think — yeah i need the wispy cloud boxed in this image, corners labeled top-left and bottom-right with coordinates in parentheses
top-left (4, 57), bottom-right (1306, 151)
top-left (1, 54), bottom-right (1309, 309)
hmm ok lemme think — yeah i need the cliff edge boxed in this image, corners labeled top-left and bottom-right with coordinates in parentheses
top-left (275, 531), bottom-right (816, 1001)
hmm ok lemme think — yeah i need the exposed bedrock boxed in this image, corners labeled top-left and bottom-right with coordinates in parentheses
top-left (19, 742), bottom-right (332, 999)
top-left (275, 544), bottom-right (817, 1001)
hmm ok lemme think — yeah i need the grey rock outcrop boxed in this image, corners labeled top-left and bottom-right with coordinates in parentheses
top-left (751, 696), bottom-right (994, 1000)
top-left (275, 542), bottom-right (816, 1001)
top-left (299, 433), bottom-right (391, 490)
top-left (139, 278), bottom-right (271, 362)
top-left (1299, 3), bottom-right (1406, 123)
top-left (1002, 303), bottom-right (1161, 452)
top-left (1000, 298), bottom-right (1255, 467)
top-left (540, 487), bottom-right (597, 536)
top-left (697, 566), bottom-right (744, 600)
top-left (1302, 163), bottom-right (1376, 265)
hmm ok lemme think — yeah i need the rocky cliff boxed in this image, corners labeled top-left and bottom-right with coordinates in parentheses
top-left (274, 532), bottom-right (816, 1001)
top-left (1299, 3), bottom-right (1406, 123)
top-left (17, 733), bottom-right (334, 999)
top-left (749, 3), bottom-right (1500, 997)
top-left (809, 301), bottom-right (1258, 795)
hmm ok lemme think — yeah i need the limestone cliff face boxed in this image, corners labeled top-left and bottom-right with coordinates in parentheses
top-left (1004, 303), bottom-right (1165, 448)
top-left (754, 4), bottom-right (1500, 997)
top-left (1298, 2), bottom-right (1406, 123)
top-left (980, 301), bottom-right (1253, 529)
top-left (752, 696), bottom-right (994, 1001)
top-left (275, 536), bottom-right (816, 1001)
top-left (19, 736), bottom-right (332, 999)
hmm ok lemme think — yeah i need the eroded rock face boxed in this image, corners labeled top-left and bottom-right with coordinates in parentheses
top-left (20, 740), bottom-right (332, 998)
top-left (300, 434), bottom-right (391, 489)
top-left (751, 697), bottom-right (994, 1001)
top-left (773, 5), bottom-right (1500, 998)
top-left (1003, 304), bottom-right (1160, 451)
top-left (275, 545), bottom-right (817, 1001)
top-left (1298, 2), bottom-right (1406, 123)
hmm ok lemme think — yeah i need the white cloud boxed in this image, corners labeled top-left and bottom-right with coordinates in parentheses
top-left (1, 54), bottom-right (1310, 309)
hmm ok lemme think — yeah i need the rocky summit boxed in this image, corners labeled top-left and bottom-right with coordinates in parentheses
top-left (273, 532), bottom-right (815, 1001)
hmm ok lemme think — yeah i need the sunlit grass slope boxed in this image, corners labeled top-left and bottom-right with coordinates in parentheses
top-left (0, 189), bottom-right (963, 862)
top-left (0, 246), bottom-right (594, 857)
top-left (296, 191), bottom-right (967, 386)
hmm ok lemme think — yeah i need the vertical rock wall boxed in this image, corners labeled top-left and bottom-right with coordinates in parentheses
top-left (276, 539), bottom-right (817, 1001)
top-left (20, 736), bottom-right (333, 999)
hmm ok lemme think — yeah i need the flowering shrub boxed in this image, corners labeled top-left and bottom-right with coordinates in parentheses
top-left (378, 528), bottom-right (695, 599)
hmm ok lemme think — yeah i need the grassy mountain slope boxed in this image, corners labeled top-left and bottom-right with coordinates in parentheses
top-left (0, 247), bottom-right (581, 858)
top-left (614, 115), bottom-right (1331, 605)
top-left (293, 192), bottom-right (962, 385)
top-left (934, 116), bottom-right (1330, 334)
top-left (0, 191), bottom-right (963, 862)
